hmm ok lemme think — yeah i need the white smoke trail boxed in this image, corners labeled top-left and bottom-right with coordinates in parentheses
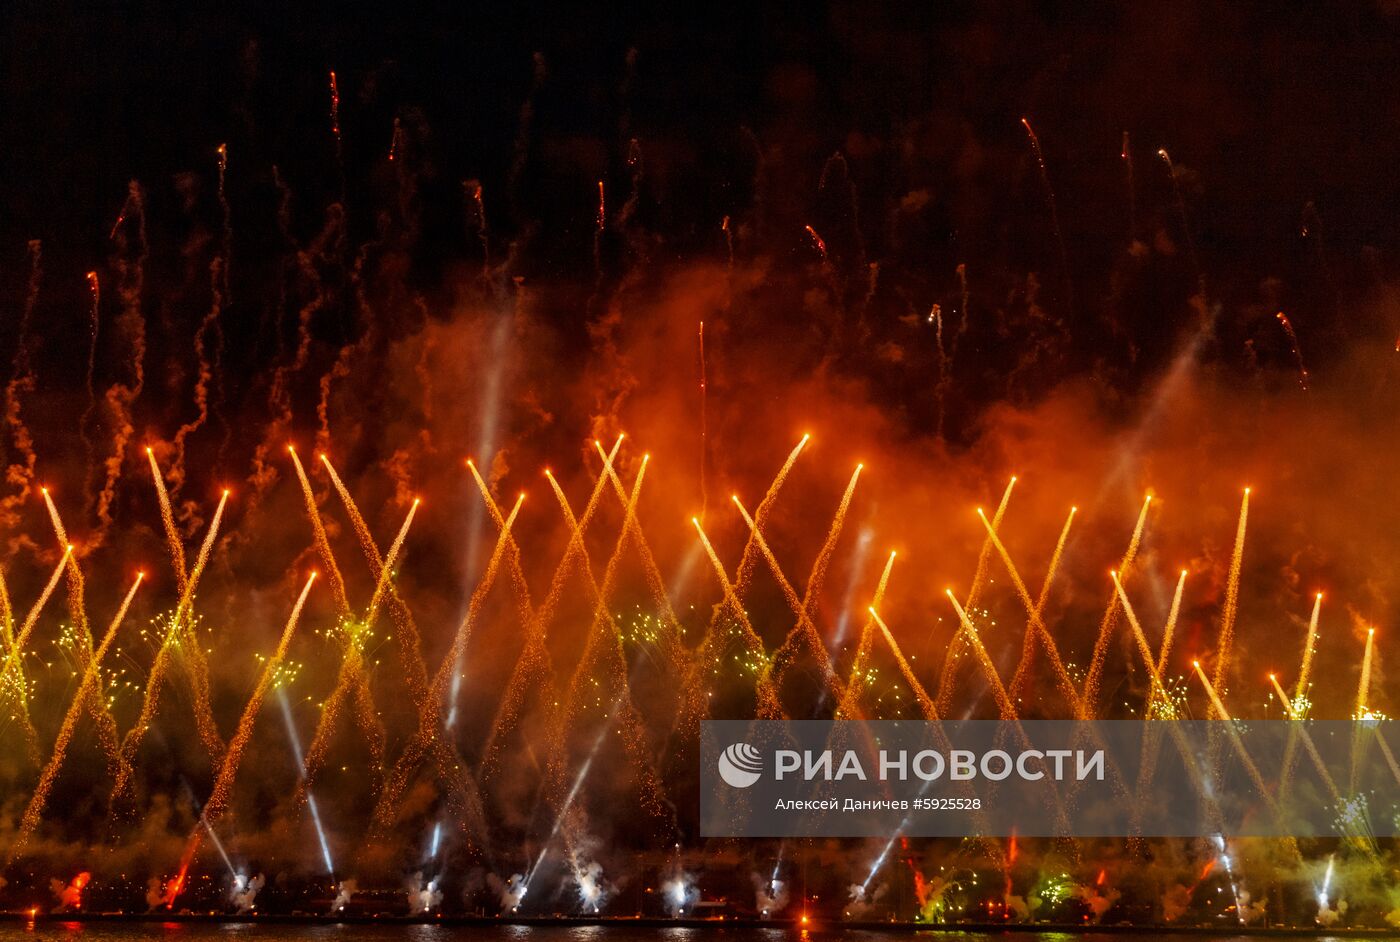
top-left (405, 871), bottom-right (443, 915)
top-left (488, 872), bottom-right (528, 912)
top-left (230, 872), bottom-right (264, 913)
top-left (277, 688), bottom-right (336, 875)
top-left (331, 878), bottom-right (357, 913)
top-left (752, 873), bottom-right (788, 915)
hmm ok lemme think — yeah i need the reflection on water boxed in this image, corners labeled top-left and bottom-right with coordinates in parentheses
top-left (0, 925), bottom-right (1351, 942)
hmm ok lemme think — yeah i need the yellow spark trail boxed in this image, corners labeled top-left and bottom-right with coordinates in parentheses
top-left (0, 546), bottom-right (75, 759)
top-left (136, 458), bottom-right (225, 763)
top-left (766, 464), bottom-right (862, 695)
top-left (111, 490), bottom-right (226, 810)
top-left (0, 567), bottom-right (42, 763)
top-left (538, 460), bottom-right (665, 701)
top-left (368, 501), bottom-right (417, 617)
top-left (1082, 494), bottom-right (1152, 715)
top-left (1152, 570), bottom-right (1189, 699)
top-left (945, 589), bottom-right (1077, 834)
top-left (681, 436), bottom-right (810, 725)
top-left (1351, 627), bottom-right (1376, 792)
top-left (1112, 573), bottom-right (1224, 836)
top-left (480, 437), bottom-right (623, 771)
top-left (935, 477), bottom-right (1016, 716)
top-left (1266, 672), bottom-right (1364, 860)
top-left (369, 494), bottom-right (523, 839)
top-left (11, 574), bottom-right (142, 860)
top-left (296, 500), bottom-right (419, 800)
top-left (1190, 659), bottom-right (1278, 817)
top-left (289, 447), bottom-right (350, 613)
top-left (731, 493), bottom-right (836, 699)
top-left (3, 546), bottom-right (73, 671)
top-left (867, 607), bottom-right (937, 720)
top-left (1130, 571), bottom-right (1188, 844)
top-left (1008, 506), bottom-right (1076, 708)
top-left (289, 446), bottom-right (388, 793)
top-left (944, 591), bottom-right (1018, 721)
top-left (188, 573), bottom-right (316, 845)
top-left (40, 490), bottom-right (126, 775)
top-left (541, 460), bottom-right (672, 819)
top-left (590, 442), bottom-right (688, 671)
top-left (1111, 572), bottom-right (1181, 716)
top-left (146, 448), bottom-right (188, 585)
top-left (859, 605), bottom-right (1007, 846)
top-left (691, 514), bottom-right (784, 719)
top-left (977, 507), bottom-right (1082, 717)
top-left (1374, 729), bottom-right (1400, 787)
top-left (542, 459), bottom-right (648, 704)
top-left (1210, 489), bottom-right (1250, 703)
top-left (1356, 627), bottom-right (1375, 720)
top-left (166, 573), bottom-right (312, 903)
top-left (465, 458), bottom-right (540, 651)
top-left (731, 434), bottom-right (809, 598)
top-left (835, 551), bottom-right (896, 720)
top-left (1277, 593), bottom-right (1325, 802)
top-left (1297, 593), bottom-right (1323, 703)
top-left (1269, 672), bottom-right (1343, 800)
top-left (0, 549), bottom-right (69, 767)
top-left (320, 455), bottom-right (431, 711)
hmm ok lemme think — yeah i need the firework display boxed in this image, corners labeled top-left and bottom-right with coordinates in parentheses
top-left (1, 3), bottom-right (1400, 932)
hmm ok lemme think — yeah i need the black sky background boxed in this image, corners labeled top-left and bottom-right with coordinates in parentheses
top-left (1, 0), bottom-right (1399, 433)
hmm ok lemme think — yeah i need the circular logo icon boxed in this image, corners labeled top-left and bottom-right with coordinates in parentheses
top-left (717, 742), bottom-right (763, 788)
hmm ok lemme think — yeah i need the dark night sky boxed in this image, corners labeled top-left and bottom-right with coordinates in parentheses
top-left (1, 1), bottom-right (1399, 418)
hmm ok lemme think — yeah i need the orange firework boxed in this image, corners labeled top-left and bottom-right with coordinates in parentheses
top-left (1, 241), bottom-right (42, 529)
top-left (1275, 311), bottom-right (1310, 390)
top-left (1007, 505), bottom-right (1078, 708)
top-left (10, 573), bottom-right (143, 861)
top-left (867, 607), bottom-right (937, 721)
top-left (733, 463), bottom-right (862, 704)
top-left (689, 511), bottom-right (785, 722)
top-left (93, 182), bottom-right (147, 541)
top-left (82, 272), bottom-right (101, 459)
top-left (944, 590), bottom-right (1021, 721)
top-left (111, 490), bottom-right (228, 812)
top-left (328, 70), bottom-right (341, 141)
top-left (40, 492), bottom-right (126, 773)
top-left (1020, 116), bottom-right (1071, 306)
top-left (980, 506), bottom-right (1083, 717)
top-left (834, 550), bottom-right (896, 721)
top-left (1189, 659), bottom-right (1278, 816)
top-left (368, 488), bottom-right (524, 842)
top-left (594, 180), bottom-right (606, 276)
top-left (0, 542), bottom-right (73, 766)
top-left (170, 572), bottom-right (317, 900)
top-left (936, 476), bottom-right (1016, 717)
top-left (1083, 494), bottom-right (1152, 714)
top-left (319, 454), bottom-right (433, 712)
top-left (479, 438), bottom-right (623, 773)
top-left (288, 448), bottom-right (389, 798)
top-left (542, 457), bottom-right (672, 815)
top-left (1210, 489), bottom-right (1250, 701)
top-left (138, 453), bottom-right (224, 760)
